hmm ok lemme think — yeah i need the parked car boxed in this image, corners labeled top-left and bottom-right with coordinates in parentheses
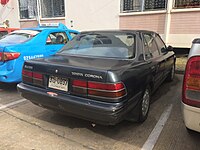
top-left (0, 23), bottom-right (79, 83)
top-left (0, 27), bottom-right (18, 38)
top-left (182, 38), bottom-right (200, 133)
top-left (17, 30), bottom-right (176, 125)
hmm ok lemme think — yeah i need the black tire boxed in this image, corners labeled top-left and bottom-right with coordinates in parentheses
top-left (137, 86), bottom-right (151, 123)
top-left (166, 63), bottom-right (175, 82)
top-left (186, 127), bottom-right (196, 134)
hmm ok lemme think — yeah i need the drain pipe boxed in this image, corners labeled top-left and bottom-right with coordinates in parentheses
top-left (164, 0), bottom-right (173, 45)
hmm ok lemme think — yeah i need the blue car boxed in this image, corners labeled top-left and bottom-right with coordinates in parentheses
top-left (0, 23), bottom-right (79, 83)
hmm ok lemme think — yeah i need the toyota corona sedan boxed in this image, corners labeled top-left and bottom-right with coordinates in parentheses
top-left (17, 30), bottom-right (176, 125)
top-left (0, 23), bottom-right (79, 83)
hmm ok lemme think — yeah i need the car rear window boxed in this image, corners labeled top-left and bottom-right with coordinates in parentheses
top-left (59, 32), bottom-right (136, 59)
top-left (0, 30), bottom-right (40, 44)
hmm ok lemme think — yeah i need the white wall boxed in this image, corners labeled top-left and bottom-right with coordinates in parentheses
top-left (0, 1), bottom-right (20, 28)
top-left (65, 0), bottom-right (120, 31)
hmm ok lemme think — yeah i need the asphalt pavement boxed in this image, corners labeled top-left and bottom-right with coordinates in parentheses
top-left (0, 74), bottom-right (199, 150)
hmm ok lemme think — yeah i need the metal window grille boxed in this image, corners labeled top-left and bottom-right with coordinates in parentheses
top-left (174, 0), bottom-right (200, 8)
top-left (145, 0), bottom-right (166, 10)
top-left (19, 0), bottom-right (37, 19)
top-left (41, 0), bottom-right (65, 18)
top-left (121, 0), bottom-right (166, 12)
top-left (121, 0), bottom-right (142, 12)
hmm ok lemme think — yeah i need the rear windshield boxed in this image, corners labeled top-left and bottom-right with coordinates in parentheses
top-left (59, 32), bottom-right (136, 59)
top-left (0, 30), bottom-right (40, 44)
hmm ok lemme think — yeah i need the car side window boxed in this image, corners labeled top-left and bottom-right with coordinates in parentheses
top-left (143, 33), bottom-right (160, 58)
top-left (154, 34), bottom-right (167, 54)
top-left (46, 32), bottom-right (69, 45)
top-left (143, 35), bottom-right (153, 60)
top-left (69, 32), bottom-right (78, 39)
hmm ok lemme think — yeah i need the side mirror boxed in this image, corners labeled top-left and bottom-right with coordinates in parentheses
top-left (167, 45), bottom-right (173, 51)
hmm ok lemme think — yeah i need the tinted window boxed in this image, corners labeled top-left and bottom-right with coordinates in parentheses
top-left (59, 32), bottom-right (136, 59)
top-left (46, 32), bottom-right (69, 45)
top-left (154, 34), bottom-right (166, 53)
top-left (143, 33), bottom-right (160, 58)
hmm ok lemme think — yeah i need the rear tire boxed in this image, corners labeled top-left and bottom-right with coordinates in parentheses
top-left (166, 63), bottom-right (175, 82)
top-left (137, 86), bottom-right (151, 123)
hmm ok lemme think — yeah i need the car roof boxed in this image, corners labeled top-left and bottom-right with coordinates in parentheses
top-left (80, 30), bottom-right (158, 34)
top-left (189, 38), bottom-right (200, 58)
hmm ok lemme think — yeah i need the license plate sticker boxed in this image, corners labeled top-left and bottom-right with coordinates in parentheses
top-left (48, 76), bottom-right (68, 91)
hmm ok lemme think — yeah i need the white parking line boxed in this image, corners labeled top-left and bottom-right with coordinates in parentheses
top-left (141, 104), bottom-right (173, 150)
top-left (0, 99), bottom-right (27, 110)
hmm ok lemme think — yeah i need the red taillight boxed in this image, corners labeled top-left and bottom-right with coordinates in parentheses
top-left (72, 80), bottom-right (87, 88)
top-left (72, 80), bottom-right (126, 99)
top-left (22, 70), bottom-right (33, 83)
top-left (72, 80), bottom-right (87, 95)
top-left (22, 70), bottom-right (33, 77)
top-left (0, 52), bottom-right (20, 61)
top-left (33, 72), bottom-right (43, 80)
top-left (183, 56), bottom-right (200, 108)
top-left (22, 69), bottom-right (43, 86)
top-left (88, 82), bottom-right (124, 91)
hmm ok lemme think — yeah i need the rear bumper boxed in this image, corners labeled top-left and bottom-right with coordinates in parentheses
top-left (182, 102), bottom-right (200, 133)
top-left (0, 66), bottom-right (21, 83)
top-left (17, 83), bottom-right (139, 125)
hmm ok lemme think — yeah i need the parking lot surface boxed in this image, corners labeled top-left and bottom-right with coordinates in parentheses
top-left (0, 75), bottom-right (199, 150)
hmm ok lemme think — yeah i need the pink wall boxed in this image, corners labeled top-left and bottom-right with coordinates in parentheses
top-left (20, 20), bottom-right (38, 28)
top-left (119, 13), bottom-right (166, 34)
top-left (170, 11), bottom-right (200, 34)
top-left (20, 19), bottom-right (65, 28)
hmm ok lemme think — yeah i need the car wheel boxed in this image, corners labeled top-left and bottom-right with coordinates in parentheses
top-left (137, 87), bottom-right (151, 123)
top-left (166, 63), bottom-right (175, 82)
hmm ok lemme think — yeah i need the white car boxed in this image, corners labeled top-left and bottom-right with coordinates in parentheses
top-left (182, 38), bottom-right (200, 133)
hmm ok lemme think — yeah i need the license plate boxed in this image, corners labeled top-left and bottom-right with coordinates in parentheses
top-left (48, 76), bottom-right (68, 91)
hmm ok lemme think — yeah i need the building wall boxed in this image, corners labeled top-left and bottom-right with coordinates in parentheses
top-left (170, 11), bottom-right (200, 34)
top-left (0, 1), bottom-right (20, 28)
top-left (65, 0), bottom-right (120, 31)
top-left (119, 12), bottom-right (166, 34)
top-left (20, 19), bottom-right (65, 28)
top-left (119, 9), bottom-right (200, 48)
top-left (168, 10), bottom-right (200, 48)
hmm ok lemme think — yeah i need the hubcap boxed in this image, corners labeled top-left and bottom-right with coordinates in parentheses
top-left (142, 89), bottom-right (150, 117)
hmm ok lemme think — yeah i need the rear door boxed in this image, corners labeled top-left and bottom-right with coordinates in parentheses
top-left (45, 31), bottom-right (69, 56)
top-left (142, 32), bottom-right (165, 89)
top-left (154, 34), bottom-right (174, 78)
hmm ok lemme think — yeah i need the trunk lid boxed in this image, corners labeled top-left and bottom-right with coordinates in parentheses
top-left (24, 54), bottom-right (134, 83)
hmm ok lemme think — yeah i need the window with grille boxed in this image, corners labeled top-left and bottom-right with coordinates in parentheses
top-left (18, 0), bottom-right (38, 19)
top-left (121, 0), bottom-right (166, 12)
top-left (174, 0), bottom-right (200, 8)
top-left (41, 0), bottom-right (65, 18)
top-left (145, 0), bottom-right (166, 10)
top-left (122, 0), bottom-right (142, 12)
